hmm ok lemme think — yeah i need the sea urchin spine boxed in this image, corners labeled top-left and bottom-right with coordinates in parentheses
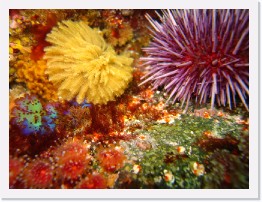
top-left (140, 9), bottom-right (249, 111)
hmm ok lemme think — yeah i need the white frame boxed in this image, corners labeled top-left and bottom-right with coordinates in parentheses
top-left (1, 0), bottom-right (259, 199)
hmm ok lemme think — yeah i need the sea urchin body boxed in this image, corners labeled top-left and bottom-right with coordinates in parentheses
top-left (140, 10), bottom-right (249, 111)
top-left (44, 21), bottom-right (133, 105)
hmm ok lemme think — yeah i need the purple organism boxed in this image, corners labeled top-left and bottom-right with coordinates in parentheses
top-left (140, 10), bottom-right (249, 111)
top-left (11, 94), bottom-right (57, 135)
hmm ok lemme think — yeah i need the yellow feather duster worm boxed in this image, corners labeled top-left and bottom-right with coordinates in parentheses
top-left (44, 21), bottom-right (133, 105)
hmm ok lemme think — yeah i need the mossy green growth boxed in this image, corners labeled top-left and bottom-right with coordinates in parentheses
top-left (118, 114), bottom-right (248, 188)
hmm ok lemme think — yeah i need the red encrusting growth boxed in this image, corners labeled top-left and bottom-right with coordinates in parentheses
top-left (30, 12), bottom-right (57, 61)
top-left (89, 102), bottom-right (125, 134)
top-left (9, 157), bottom-right (24, 187)
top-left (9, 9), bottom-right (22, 19)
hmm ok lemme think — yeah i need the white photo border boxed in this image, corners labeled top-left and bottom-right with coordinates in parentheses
top-left (1, 0), bottom-right (259, 199)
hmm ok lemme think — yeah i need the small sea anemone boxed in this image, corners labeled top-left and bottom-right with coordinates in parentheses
top-left (44, 20), bottom-right (133, 105)
top-left (140, 10), bottom-right (249, 111)
top-left (54, 139), bottom-right (91, 180)
top-left (97, 148), bottom-right (126, 172)
top-left (77, 172), bottom-right (107, 189)
top-left (21, 159), bottom-right (53, 188)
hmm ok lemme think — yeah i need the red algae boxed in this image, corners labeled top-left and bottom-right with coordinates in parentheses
top-left (30, 12), bottom-right (57, 61)
top-left (196, 136), bottom-right (240, 153)
top-left (9, 157), bottom-right (24, 187)
top-left (89, 102), bottom-right (125, 134)
top-left (9, 125), bottom-right (58, 157)
top-left (9, 9), bottom-right (20, 18)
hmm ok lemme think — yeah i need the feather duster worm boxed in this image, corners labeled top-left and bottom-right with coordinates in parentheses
top-left (44, 20), bottom-right (133, 105)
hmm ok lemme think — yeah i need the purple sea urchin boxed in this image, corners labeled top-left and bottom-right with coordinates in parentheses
top-left (140, 10), bottom-right (249, 111)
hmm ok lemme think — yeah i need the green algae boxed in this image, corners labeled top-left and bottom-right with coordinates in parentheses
top-left (119, 113), bottom-right (248, 188)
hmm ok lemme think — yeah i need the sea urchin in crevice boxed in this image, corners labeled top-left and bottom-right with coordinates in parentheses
top-left (140, 9), bottom-right (249, 111)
